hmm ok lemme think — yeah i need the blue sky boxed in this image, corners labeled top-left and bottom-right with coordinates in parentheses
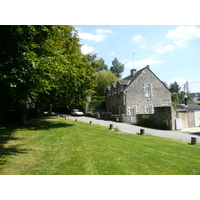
top-left (74, 25), bottom-right (200, 93)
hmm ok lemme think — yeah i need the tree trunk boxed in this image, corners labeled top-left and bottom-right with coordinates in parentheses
top-left (19, 102), bottom-right (28, 125)
top-left (48, 104), bottom-right (52, 116)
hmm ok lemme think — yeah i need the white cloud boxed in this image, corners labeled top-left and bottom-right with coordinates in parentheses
top-left (81, 44), bottom-right (94, 54)
top-left (166, 26), bottom-right (200, 48)
top-left (173, 40), bottom-right (188, 48)
top-left (78, 28), bottom-right (113, 43)
top-left (95, 28), bottom-right (113, 34)
top-left (78, 32), bottom-right (106, 43)
top-left (153, 43), bottom-right (175, 53)
top-left (131, 34), bottom-right (146, 43)
top-left (125, 57), bottom-right (165, 68)
top-left (108, 51), bottom-right (116, 56)
top-left (169, 77), bottom-right (188, 85)
top-left (139, 44), bottom-right (147, 48)
top-left (166, 26), bottom-right (200, 41)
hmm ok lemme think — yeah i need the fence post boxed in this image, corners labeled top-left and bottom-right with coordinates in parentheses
top-left (90, 121), bottom-right (92, 124)
top-left (140, 129), bottom-right (145, 135)
top-left (110, 124), bottom-right (114, 130)
top-left (191, 137), bottom-right (198, 145)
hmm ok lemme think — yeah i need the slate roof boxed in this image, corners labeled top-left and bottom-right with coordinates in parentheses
top-left (176, 104), bottom-right (200, 110)
top-left (107, 65), bottom-right (170, 94)
top-left (118, 79), bottom-right (130, 86)
top-left (111, 83), bottom-right (117, 88)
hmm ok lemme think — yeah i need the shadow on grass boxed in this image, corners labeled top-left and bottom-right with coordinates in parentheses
top-left (24, 118), bottom-right (74, 131)
top-left (0, 118), bottom-right (74, 166)
top-left (0, 126), bottom-right (28, 166)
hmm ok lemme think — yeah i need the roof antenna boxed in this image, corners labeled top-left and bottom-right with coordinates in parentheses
top-left (133, 53), bottom-right (135, 69)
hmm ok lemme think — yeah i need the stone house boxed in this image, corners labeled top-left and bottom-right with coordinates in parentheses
top-left (106, 65), bottom-right (172, 123)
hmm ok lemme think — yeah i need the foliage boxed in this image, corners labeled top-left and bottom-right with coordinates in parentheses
top-left (1, 117), bottom-right (200, 175)
top-left (0, 25), bottom-right (95, 124)
top-left (94, 70), bottom-right (118, 96)
top-left (169, 81), bottom-right (181, 93)
top-left (110, 57), bottom-right (124, 78)
top-left (88, 96), bottom-right (106, 110)
top-left (138, 115), bottom-right (172, 130)
top-left (170, 82), bottom-right (195, 107)
top-left (86, 53), bottom-right (108, 72)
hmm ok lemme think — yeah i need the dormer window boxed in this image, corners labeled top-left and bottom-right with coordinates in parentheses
top-left (145, 84), bottom-right (151, 98)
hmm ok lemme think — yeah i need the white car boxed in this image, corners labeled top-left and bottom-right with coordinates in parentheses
top-left (71, 109), bottom-right (84, 116)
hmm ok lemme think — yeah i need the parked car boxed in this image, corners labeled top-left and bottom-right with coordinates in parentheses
top-left (71, 109), bottom-right (84, 116)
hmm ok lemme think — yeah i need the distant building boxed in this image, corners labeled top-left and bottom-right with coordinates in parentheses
top-left (190, 93), bottom-right (200, 103)
top-left (176, 104), bottom-right (200, 128)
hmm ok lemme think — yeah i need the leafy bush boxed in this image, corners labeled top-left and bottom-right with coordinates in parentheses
top-left (138, 115), bottom-right (172, 130)
top-left (88, 96), bottom-right (105, 110)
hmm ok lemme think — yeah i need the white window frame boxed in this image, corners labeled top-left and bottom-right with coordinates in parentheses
top-left (145, 84), bottom-right (151, 98)
top-left (146, 106), bottom-right (152, 114)
top-left (130, 106), bottom-right (137, 116)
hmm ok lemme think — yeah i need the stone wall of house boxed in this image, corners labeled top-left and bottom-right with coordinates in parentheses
top-left (125, 67), bottom-right (171, 115)
top-left (106, 91), bottom-right (125, 115)
top-left (137, 106), bottom-right (176, 130)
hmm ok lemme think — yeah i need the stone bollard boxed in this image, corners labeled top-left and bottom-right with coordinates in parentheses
top-left (57, 115), bottom-right (59, 118)
top-left (110, 124), bottom-right (114, 130)
top-left (75, 119), bottom-right (77, 122)
top-left (90, 121), bottom-right (92, 124)
top-left (140, 129), bottom-right (145, 135)
top-left (65, 117), bottom-right (67, 120)
top-left (191, 137), bottom-right (198, 145)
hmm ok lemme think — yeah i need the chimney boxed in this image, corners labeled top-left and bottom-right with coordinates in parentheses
top-left (146, 65), bottom-right (150, 68)
top-left (131, 69), bottom-right (137, 76)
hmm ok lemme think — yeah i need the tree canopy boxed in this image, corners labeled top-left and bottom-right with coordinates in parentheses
top-left (86, 53), bottom-right (108, 72)
top-left (110, 57), bottom-right (124, 78)
top-left (169, 81), bottom-right (195, 107)
top-left (94, 70), bottom-right (119, 96)
top-left (169, 81), bottom-right (181, 93)
top-left (0, 25), bottom-right (95, 124)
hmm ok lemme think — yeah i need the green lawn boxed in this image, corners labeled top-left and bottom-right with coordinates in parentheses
top-left (0, 117), bottom-right (200, 175)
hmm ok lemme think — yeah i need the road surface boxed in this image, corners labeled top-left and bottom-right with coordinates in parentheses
top-left (59, 114), bottom-right (200, 144)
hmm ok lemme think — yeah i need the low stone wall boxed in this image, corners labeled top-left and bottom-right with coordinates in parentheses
top-left (137, 106), bottom-right (175, 130)
top-left (121, 115), bottom-right (137, 124)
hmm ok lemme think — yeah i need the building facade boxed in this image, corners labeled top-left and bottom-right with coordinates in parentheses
top-left (106, 65), bottom-right (172, 123)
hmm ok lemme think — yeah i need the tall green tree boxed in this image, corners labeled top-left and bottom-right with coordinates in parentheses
top-left (169, 81), bottom-right (181, 93)
top-left (110, 57), bottom-right (124, 78)
top-left (94, 70), bottom-right (118, 96)
top-left (86, 53), bottom-right (108, 72)
top-left (0, 25), bottom-right (95, 124)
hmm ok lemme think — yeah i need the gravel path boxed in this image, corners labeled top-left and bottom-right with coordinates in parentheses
top-left (59, 114), bottom-right (200, 144)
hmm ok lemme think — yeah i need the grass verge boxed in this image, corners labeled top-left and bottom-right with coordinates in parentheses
top-left (0, 117), bottom-right (200, 175)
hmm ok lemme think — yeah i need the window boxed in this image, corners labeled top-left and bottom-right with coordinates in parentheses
top-left (146, 106), bottom-right (152, 114)
top-left (145, 84), bottom-right (151, 97)
top-left (130, 108), bottom-right (135, 116)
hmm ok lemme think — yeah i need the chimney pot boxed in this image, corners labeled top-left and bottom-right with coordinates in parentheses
top-left (131, 69), bottom-right (137, 76)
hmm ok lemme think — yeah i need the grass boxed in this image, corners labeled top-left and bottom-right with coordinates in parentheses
top-left (0, 117), bottom-right (200, 175)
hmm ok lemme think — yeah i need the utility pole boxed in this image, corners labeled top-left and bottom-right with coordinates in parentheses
top-left (133, 53), bottom-right (135, 69)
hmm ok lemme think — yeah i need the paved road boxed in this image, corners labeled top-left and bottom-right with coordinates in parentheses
top-left (59, 114), bottom-right (200, 144)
